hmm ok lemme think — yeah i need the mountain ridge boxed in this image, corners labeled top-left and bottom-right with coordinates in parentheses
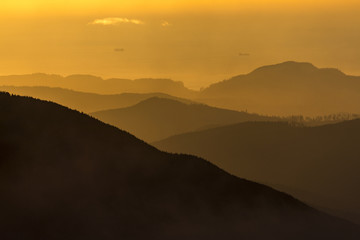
top-left (3, 61), bottom-right (360, 116)
top-left (0, 74), bottom-right (196, 98)
top-left (154, 119), bottom-right (360, 224)
top-left (91, 97), bottom-right (280, 142)
top-left (198, 61), bottom-right (360, 115)
top-left (1, 91), bottom-right (359, 239)
top-left (0, 86), bottom-right (193, 113)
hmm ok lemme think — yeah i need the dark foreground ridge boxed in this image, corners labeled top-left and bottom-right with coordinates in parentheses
top-left (154, 120), bottom-right (360, 224)
top-left (0, 92), bottom-right (359, 239)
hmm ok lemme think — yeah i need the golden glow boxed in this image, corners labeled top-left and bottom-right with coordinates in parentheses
top-left (90, 18), bottom-right (144, 25)
top-left (2, 0), bottom-right (360, 15)
top-left (1, 0), bottom-right (360, 89)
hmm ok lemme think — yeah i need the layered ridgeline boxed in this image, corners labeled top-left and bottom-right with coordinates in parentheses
top-left (0, 92), bottom-right (359, 239)
top-left (0, 86), bottom-right (356, 134)
top-left (3, 61), bottom-right (360, 117)
top-left (154, 121), bottom-right (360, 224)
top-left (0, 86), bottom-right (192, 113)
top-left (198, 61), bottom-right (360, 116)
top-left (0, 74), bottom-right (196, 98)
top-left (91, 97), bottom-right (280, 142)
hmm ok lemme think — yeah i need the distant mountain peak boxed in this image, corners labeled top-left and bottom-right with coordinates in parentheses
top-left (137, 96), bottom-right (187, 105)
top-left (65, 74), bottom-right (104, 81)
top-left (250, 61), bottom-right (318, 75)
top-left (130, 96), bottom-right (196, 108)
top-left (250, 61), bottom-right (345, 77)
top-left (0, 73), bottom-right (195, 97)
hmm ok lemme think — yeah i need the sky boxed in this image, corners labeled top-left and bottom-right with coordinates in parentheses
top-left (0, 1), bottom-right (360, 89)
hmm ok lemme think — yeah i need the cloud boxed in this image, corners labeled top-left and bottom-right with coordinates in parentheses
top-left (90, 18), bottom-right (144, 26)
top-left (161, 21), bottom-right (171, 27)
top-left (114, 48), bottom-right (124, 52)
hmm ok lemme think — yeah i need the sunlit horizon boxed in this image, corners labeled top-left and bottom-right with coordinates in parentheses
top-left (1, 0), bottom-right (360, 89)
top-left (2, 0), bottom-right (360, 15)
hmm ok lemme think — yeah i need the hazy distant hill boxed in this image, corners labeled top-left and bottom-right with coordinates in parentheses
top-left (91, 97), bottom-right (280, 142)
top-left (1, 92), bottom-right (359, 239)
top-left (154, 120), bottom-right (360, 224)
top-left (198, 61), bottom-right (360, 116)
top-left (4, 61), bottom-right (360, 116)
top-left (0, 86), bottom-right (192, 113)
top-left (0, 73), bottom-right (196, 98)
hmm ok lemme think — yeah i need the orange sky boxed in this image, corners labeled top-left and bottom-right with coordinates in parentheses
top-left (2, 0), bottom-right (360, 15)
top-left (0, 1), bottom-right (360, 89)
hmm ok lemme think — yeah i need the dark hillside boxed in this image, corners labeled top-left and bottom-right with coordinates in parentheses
top-left (0, 92), bottom-right (359, 239)
top-left (155, 120), bottom-right (360, 224)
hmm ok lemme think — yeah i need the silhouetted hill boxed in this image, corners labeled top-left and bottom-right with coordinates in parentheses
top-left (91, 97), bottom-right (280, 142)
top-left (0, 86), bottom-right (192, 113)
top-left (3, 61), bottom-right (360, 116)
top-left (199, 61), bottom-right (360, 116)
top-left (0, 73), bottom-right (196, 98)
top-left (154, 120), bottom-right (360, 224)
top-left (4, 62), bottom-right (360, 116)
top-left (1, 92), bottom-right (359, 239)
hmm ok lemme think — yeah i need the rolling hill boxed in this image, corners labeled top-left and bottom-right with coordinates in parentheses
top-left (198, 61), bottom-right (360, 116)
top-left (0, 86), bottom-right (192, 113)
top-left (3, 61), bottom-right (360, 117)
top-left (154, 120), bottom-right (360, 224)
top-left (0, 73), bottom-right (196, 98)
top-left (0, 91), bottom-right (359, 239)
top-left (91, 97), bottom-right (280, 142)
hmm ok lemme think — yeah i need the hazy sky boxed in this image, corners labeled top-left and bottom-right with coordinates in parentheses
top-left (1, 0), bottom-right (360, 89)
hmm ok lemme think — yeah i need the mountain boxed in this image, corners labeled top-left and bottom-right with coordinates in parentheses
top-left (0, 86), bottom-right (192, 113)
top-left (198, 61), bottom-right (360, 116)
top-left (4, 62), bottom-right (360, 117)
top-left (1, 92), bottom-right (359, 239)
top-left (3, 61), bottom-right (360, 116)
top-left (154, 120), bottom-right (360, 224)
top-left (0, 73), bottom-right (196, 98)
top-left (91, 97), bottom-right (280, 142)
